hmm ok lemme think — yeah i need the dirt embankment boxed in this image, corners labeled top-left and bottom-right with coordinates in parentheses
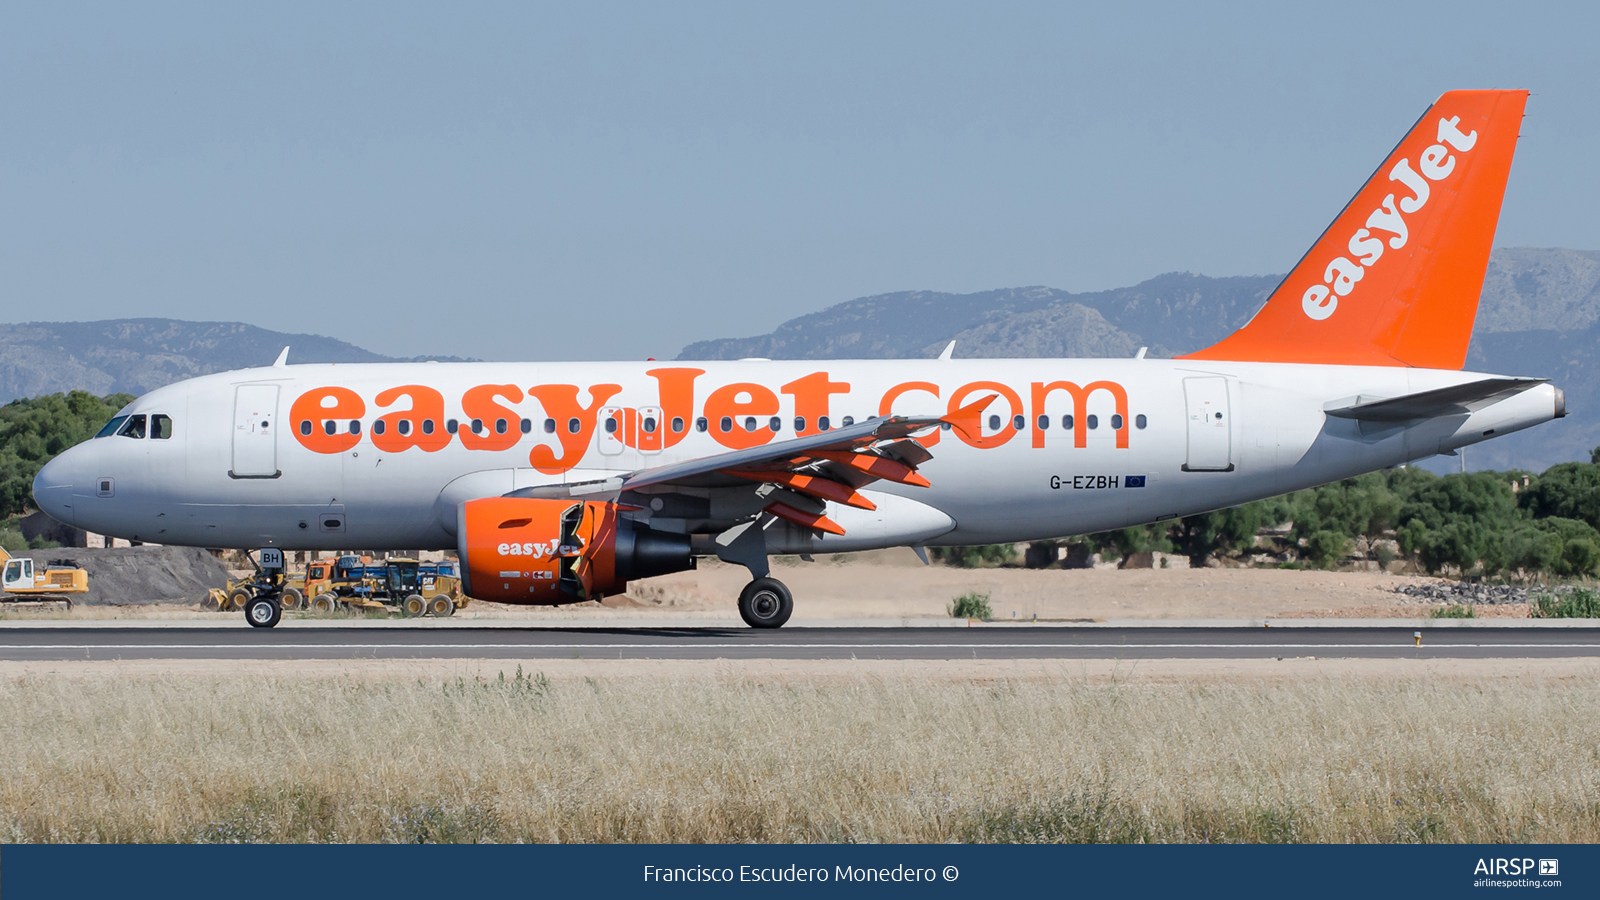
top-left (606, 550), bottom-right (1502, 621)
top-left (18, 547), bottom-right (231, 606)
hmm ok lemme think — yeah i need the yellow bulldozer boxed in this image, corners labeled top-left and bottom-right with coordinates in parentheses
top-left (0, 547), bottom-right (89, 608)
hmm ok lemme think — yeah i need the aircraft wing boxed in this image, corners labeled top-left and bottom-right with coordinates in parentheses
top-left (507, 396), bottom-right (995, 534)
top-left (1323, 377), bottom-right (1548, 422)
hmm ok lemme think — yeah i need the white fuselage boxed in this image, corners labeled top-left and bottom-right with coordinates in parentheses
top-left (31, 358), bottom-right (1562, 552)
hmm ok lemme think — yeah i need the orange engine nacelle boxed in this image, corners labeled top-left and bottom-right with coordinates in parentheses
top-left (456, 497), bottom-right (693, 604)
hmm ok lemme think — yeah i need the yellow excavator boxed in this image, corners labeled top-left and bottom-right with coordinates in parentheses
top-left (0, 547), bottom-right (88, 608)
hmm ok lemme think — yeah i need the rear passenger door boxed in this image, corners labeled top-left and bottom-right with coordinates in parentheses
top-left (1182, 377), bottom-right (1233, 472)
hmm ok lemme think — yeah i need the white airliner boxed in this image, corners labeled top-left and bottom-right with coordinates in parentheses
top-left (31, 90), bottom-right (1564, 628)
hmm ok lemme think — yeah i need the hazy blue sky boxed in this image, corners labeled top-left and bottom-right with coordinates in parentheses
top-left (2, 2), bottom-right (1597, 361)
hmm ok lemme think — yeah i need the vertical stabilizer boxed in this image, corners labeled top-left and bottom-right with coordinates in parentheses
top-left (1182, 89), bottom-right (1527, 369)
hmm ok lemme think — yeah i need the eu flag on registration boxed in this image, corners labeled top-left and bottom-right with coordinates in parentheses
top-left (1124, 475), bottom-right (1146, 488)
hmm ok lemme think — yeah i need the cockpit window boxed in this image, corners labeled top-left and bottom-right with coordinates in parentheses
top-left (117, 414), bottom-right (147, 439)
top-left (95, 416), bottom-right (128, 439)
top-left (151, 414), bottom-right (173, 440)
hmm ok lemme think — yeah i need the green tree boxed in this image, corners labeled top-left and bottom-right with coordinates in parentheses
top-left (1506, 516), bottom-right (1600, 576)
top-left (930, 544), bottom-right (1016, 567)
top-left (0, 391), bottom-right (133, 517)
top-left (1521, 462), bottom-right (1600, 531)
top-left (1394, 471), bottom-right (1524, 575)
top-left (1171, 505), bottom-right (1262, 567)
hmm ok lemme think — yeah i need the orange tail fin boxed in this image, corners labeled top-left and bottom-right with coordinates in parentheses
top-left (1181, 90), bottom-right (1527, 369)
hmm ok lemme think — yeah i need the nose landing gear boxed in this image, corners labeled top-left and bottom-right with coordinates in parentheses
top-left (245, 596), bottom-right (282, 629)
top-left (737, 577), bottom-right (793, 629)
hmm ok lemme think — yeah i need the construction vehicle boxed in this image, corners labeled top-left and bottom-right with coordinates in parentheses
top-left (290, 555), bottom-right (466, 617)
top-left (0, 547), bottom-right (88, 608)
top-left (419, 560), bottom-right (466, 616)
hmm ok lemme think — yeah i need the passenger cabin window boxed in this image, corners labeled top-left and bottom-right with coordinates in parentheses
top-left (1062, 415), bottom-right (1074, 430)
top-left (1111, 414), bottom-right (1124, 429)
top-left (671, 417), bottom-right (684, 433)
top-left (642, 416), bottom-right (656, 434)
top-left (841, 416), bottom-right (854, 427)
top-left (398, 420), bottom-right (411, 436)
top-left (495, 418), bottom-right (508, 435)
top-left (1012, 415), bottom-right (1025, 430)
top-left (520, 418), bottom-right (532, 434)
top-left (96, 416), bottom-right (128, 439)
top-left (543, 418), bottom-right (556, 433)
top-left (1087, 415), bottom-right (1099, 429)
top-left (794, 416), bottom-right (806, 432)
top-left (374, 420), bottom-right (386, 435)
top-left (768, 417), bottom-right (781, 432)
top-left (695, 417), bottom-right (709, 433)
top-left (567, 418), bottom-right (580, 434)
top-left (1136, 414), bottom-right (1147, 429)
top-left (1036, 414), bottom-right (1049, 430)
top-left (117, 415), bottom-right (147, 439)
top-left (151, 414), bottom-right (173, 439)
top-left (817, 416), bottom-right (830, 431)
top-left (987, 415), bottom-right (1001, 431)
top-left (719, 417), bottom-right (733, 433)
top-left (349, 420), bottom-right (361, 434)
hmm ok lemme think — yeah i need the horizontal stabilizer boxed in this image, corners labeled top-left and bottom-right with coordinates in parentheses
top-left (1323, 377), bottom-right (1546, 422)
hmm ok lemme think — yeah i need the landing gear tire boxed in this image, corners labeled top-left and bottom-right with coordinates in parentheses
top-left (738, 577), bottom-right (793, 629)
top-left (280, 587), bottom-right (305, 611)
top-left (402, 594), bottom-right (426, 617)
top-left (311, 592), bottom-right (338, 614)
top-left (245, 596), bottom-right (282, 629)
top-left (428, 595), bottom-right (455, 617)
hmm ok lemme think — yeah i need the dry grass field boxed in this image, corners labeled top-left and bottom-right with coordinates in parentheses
top-left (1, 662), bottom-right (1597, 843)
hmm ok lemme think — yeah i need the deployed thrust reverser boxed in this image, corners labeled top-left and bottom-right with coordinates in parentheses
top-left (455, 497), bottom-right (693, 605)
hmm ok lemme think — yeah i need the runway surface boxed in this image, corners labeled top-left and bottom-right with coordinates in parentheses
top-left (0, 625), bottom-right (1597, 661)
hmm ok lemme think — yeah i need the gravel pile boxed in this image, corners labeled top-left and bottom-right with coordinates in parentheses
top-left (1390, 582), bottom-right (1536, 606)
top-left (16, 546), bottom-right (232, 606)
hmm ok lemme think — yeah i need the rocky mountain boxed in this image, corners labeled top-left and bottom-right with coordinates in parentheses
top-left (679, 248), bottom-right (1600, 472)
top-left (0, 319), bottom-right (467, 402)
top-left (679, 274), bottom-right (1278, 362)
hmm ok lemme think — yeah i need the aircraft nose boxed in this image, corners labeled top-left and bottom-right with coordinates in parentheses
top-left (32, 454), bottom-right (75, 527)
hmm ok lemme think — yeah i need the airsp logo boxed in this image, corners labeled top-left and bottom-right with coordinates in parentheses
top-left (1474, 858), bottom-right (1543, 876)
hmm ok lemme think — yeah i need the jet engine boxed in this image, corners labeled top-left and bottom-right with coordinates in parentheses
top-left (456, 497), bottom-right (692, 603)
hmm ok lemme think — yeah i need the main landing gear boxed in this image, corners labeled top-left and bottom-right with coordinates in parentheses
top-left (738, 577), bottom-right (793, 629)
